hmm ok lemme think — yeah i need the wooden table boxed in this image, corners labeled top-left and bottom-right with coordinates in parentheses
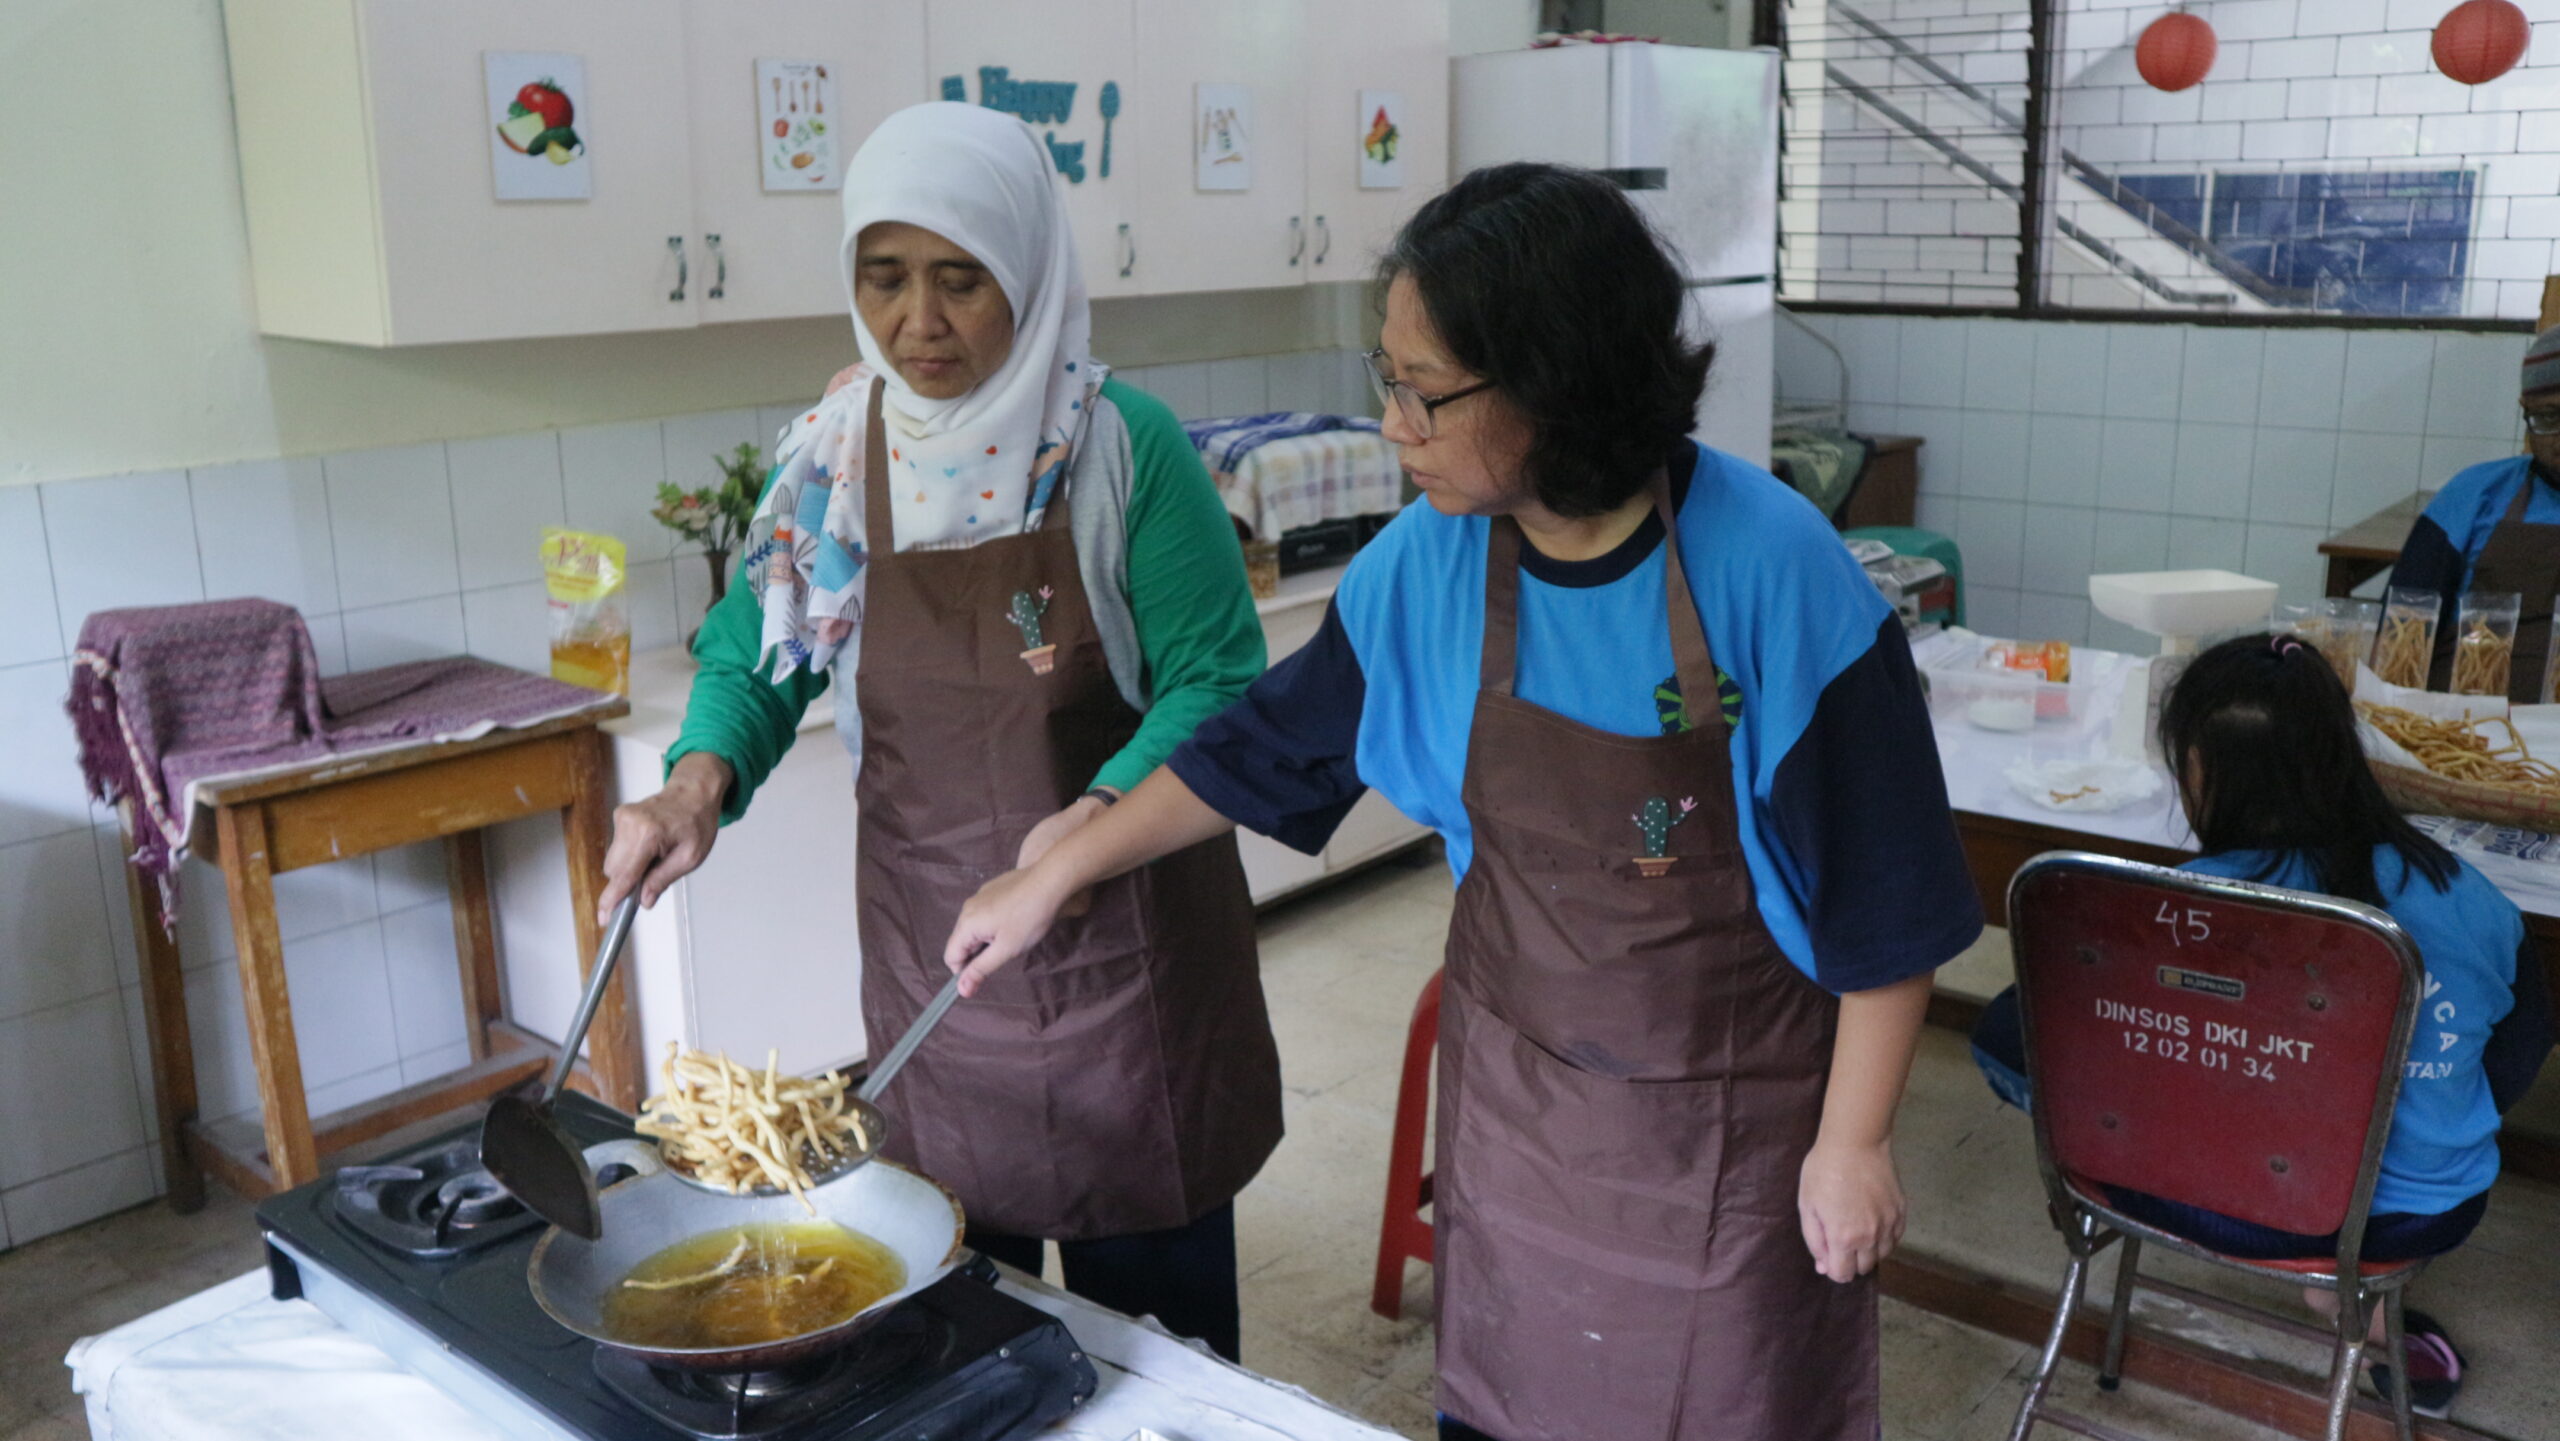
top-left (2319, 493), bottom-right (2426, 597)
top-left (125, 703), bottom-right (640, 1207)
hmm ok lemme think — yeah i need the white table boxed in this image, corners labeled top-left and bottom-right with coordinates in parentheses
top-left (1928, 641), bottom-right (2560, 921)
top-left (66, 1268), bottom-right (1399, 1441)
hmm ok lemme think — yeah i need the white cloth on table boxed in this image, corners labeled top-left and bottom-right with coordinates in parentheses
top-left (66, 1268), bottom-right (1401, 1441)
top-left (1210, 429), bottom-right (1404, 540)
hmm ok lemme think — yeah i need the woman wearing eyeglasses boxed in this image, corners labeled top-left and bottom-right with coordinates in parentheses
top-left (943, 163), bottom-right (1982, 1441)
top-left (2384, 326), bottom-right (2560, 700)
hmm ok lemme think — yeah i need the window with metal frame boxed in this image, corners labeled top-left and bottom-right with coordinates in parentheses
top-left (1776, 0), bottom-right (2560, 324)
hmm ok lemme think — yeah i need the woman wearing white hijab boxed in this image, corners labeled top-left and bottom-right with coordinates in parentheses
top-left (599, 102), bottom-right (1282, 1358)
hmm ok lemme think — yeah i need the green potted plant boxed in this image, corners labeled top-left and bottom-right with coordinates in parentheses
top-left (653, 443), bottom-right (765, 625)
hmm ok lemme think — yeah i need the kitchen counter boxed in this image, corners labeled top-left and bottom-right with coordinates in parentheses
top-left (67, 1267), bottom-right (1400, 1441)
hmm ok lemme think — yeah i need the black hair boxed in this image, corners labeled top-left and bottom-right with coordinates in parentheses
top-left (1376, 163), bottom-right (1713, 518)
top-left (2160, 632), bottom-right (2455, 906)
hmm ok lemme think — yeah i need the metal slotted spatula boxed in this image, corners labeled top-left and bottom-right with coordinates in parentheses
top-left (482, 892), bottom-right (641, 1240)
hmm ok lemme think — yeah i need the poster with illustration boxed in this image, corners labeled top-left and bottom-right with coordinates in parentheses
top-left (1194, 83), bottom-right (1251, 191)
top-left (757, 58), bottom-right (841, 192)
top-left (1359, 89), bottom-right (1404, 190)
top-left (485, 51), bottom-right (589, 201)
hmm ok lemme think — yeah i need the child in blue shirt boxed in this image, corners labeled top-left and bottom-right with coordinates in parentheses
top-left (1971, 632), bottom-right (2552, 1419)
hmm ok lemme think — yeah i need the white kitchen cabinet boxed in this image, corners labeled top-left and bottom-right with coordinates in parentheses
top-left (1127, 0), bottom-right (1309, 294)
top-left (228, 0), bottom-right (1445, 342)
top-left (225, 0), bottom-right (927, 344)
top-left (925, 0), bottom-right (1143, 298)
top-left (684, 1), bottom-right (928, 325)
top-left (230, 0), bottom-right (700, 345)
top-left (601, 648), bottom-right (867, 1078)
top-left (1301, 0), bottom-right (1449, 282)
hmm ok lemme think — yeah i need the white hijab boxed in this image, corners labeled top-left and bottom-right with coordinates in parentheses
top-left (744, 101), bottom-right (1104, 681)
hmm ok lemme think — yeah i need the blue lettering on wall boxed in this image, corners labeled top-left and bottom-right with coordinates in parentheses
top-left (940, 75), bottom-right (966, 102)
top-left (977, 66), bottom-right (1078, 126)
top-left (1045, 132), bottom-right (1086, 184)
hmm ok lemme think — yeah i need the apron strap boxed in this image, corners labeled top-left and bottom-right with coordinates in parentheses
top-left (2505, 468), bottom-right (2539, 527)
top-left (862, 377), bottom-right (894, 550)
top-left (1651, 473), bottom-right (1723, 726)
top-left (1477, 470), bottom-right (1725, 728)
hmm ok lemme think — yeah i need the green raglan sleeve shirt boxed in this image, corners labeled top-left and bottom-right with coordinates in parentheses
top-left (666, 377), bottom-right (1264, 822)
top-left (1095, 377), bottom-right (1269, 794)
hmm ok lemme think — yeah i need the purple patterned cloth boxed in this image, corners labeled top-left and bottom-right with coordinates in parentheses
top-left (69, 598), bottom-right (612, 924)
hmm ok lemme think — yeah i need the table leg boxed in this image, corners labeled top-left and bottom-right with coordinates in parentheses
top-left (560, 726), bottom-right (642, 1110)
top-left (117, 805), bottom-right (204, 1213)
top-left (215, 802), bottom-right (319, 1190)
top-left (445, 831), bottom-right (502, 1062)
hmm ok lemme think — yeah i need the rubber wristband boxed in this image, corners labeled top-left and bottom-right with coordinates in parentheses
top-left (1083, 787), bottom-right (1120, 807)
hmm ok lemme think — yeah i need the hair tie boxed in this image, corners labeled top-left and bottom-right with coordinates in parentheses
top-left (2271, 635), bottom-right (2305, 659)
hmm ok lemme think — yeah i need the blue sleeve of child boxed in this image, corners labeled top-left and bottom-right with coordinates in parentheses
top-left (2486, 932), bottom-right (2554, 1114)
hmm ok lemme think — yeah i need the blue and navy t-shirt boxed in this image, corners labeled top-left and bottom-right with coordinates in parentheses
top-left (2181, 846), bottom-right (2547, 1215)
top-left (2389, 455), bottom-right (2552, 689)
top-left (1168, 441), bottom-right (1983, 994)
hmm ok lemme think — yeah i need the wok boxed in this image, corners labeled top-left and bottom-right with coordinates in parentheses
top-left (529, 1139), bottom-right (967, 1372)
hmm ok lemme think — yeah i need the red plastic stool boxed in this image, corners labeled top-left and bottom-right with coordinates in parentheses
top-left (1371, 967), bottom-right (1444, 1319)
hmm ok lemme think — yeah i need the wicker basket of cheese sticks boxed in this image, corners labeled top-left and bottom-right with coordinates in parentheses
top-left (2362, 704), bottom-right (2560, 832)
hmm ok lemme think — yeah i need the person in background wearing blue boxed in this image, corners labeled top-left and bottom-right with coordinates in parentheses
top-left (2388, 326), bottom-right (2560, 700)
top-left (1971, 634), bottom-right (2554, 1419)
top-left (941, 163), bottom-right (1985, 1441)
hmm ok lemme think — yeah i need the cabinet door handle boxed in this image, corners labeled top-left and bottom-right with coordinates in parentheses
top-left (1288, 215), bottom-right (1304, 266)
top-left (1118, 222), bottom-right (1135, 278)
top-left (1314, 215), bottom-right (1331, 266)
top-left (706, 234), bottom-right (725, 300)
top-left (667, 236), bottom-right (687, 302)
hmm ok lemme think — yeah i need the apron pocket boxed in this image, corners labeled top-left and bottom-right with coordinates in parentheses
top-left (1450, 1003), bottom-right (1727, 1269)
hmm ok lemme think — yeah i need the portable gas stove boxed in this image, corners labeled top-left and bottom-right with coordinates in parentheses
top-left (255, 1091), bottom-right (1096, 1441)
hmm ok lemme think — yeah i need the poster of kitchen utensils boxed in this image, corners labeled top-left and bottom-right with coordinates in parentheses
top-left (1194, 83), bottom-right (1251, 191)
top-left (757, 58), bottom-right (841, 192)
top-left (1359, 89), bottom-right (1404, 189)
top-left (485, 52), bottom-right (590, 201)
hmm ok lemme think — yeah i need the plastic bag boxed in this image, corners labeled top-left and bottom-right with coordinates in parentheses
top-left (541, 528), bottom-right (629, 695)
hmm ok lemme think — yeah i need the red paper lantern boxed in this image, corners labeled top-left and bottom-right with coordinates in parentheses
top-left (2433, 0), bottom-right (2531, 86)
top-left (2135, 12), bottom-right (2218, 93)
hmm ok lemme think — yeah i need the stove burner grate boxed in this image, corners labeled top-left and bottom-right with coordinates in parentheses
top-left (594, 1307), bottom-right (937, 1440)
top-left (331, 1137), bottom-right (538, 1257)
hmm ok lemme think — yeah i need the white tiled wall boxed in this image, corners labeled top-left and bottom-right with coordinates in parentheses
top-left (0, 347), bottom-right (1360, 1250)
top-left (1779, 312), bottom-right (2523, 648)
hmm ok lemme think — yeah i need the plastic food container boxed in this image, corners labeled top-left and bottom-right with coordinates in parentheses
top-left (1920, 636), bottom-right (2090, 730)
top-left (2370, 586), bottom-right (2440, 691)
top-left (2452, 592), bottom-right (2521, 698)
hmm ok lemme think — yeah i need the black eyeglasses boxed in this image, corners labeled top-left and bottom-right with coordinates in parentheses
top-left (2526, 403), bottom-right (2560, 437)
top-left (1365, 348), bottom-right (1492, 439)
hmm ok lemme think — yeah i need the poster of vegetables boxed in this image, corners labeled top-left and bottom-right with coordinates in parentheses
top-left (1359, 90), bottom-right (1404, 190)
top-left (757, 58), bottom-right (841, 192)
top-left (485, 52), bottom-right (589, 201)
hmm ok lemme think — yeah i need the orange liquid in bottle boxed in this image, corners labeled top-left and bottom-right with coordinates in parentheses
top-left (551, 633), bottom-right (631, 696)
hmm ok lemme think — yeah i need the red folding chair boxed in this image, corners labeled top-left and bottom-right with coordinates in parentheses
top-left (2005, 852), bottom-right (2428, 1441)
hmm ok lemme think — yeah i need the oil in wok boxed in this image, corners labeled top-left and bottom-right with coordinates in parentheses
top-left (601, 1220), bottom-right (905, 1349)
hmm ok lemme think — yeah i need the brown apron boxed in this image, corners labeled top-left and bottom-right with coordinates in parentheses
top-left (1434, 476), bottom-right (1878, 1441)
top-left (850, 380), bottom-right (1283, 1241)
top-left (2457, 471), bottom-right (2560, 702)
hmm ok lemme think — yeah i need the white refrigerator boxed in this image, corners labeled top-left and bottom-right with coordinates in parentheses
top-left (1452, 43), bottom-right (1778, 470)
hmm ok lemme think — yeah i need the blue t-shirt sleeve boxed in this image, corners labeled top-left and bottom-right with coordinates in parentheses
top-left (1165, 600), bottom-right (1368, 854)
top-left (1767, 616), bottom-right (1984, 992)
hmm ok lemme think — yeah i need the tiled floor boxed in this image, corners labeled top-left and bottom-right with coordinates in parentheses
top-left (5, 858), bottom-right (2554, 1440)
